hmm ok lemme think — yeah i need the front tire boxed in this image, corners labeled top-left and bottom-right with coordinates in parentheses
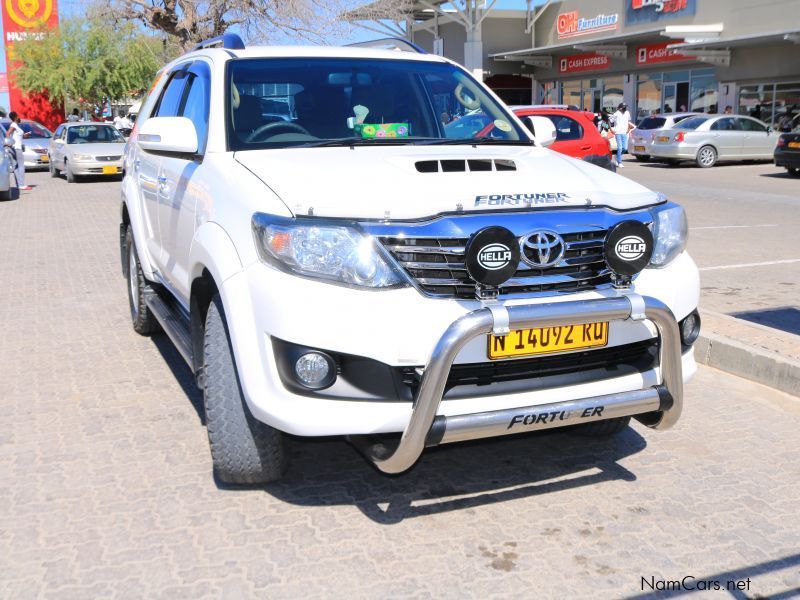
top-left (65, 159), bottom-right (76, 183)
top-left (204, 294), bottom-right (287, 484)
top-left (696, 145), bottom-right (717, 168)
top-left (125, 226), bottom-right (159, 335)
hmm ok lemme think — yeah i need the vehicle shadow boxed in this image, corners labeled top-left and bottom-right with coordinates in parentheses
top-left (151, 333), bottom-right (206, 425)
top-left (253, 426), bottom-right (647, 525)
top-left (759, 171), bottom-right (799, 179)
top-left (732, 306), bottom-right (800, 336)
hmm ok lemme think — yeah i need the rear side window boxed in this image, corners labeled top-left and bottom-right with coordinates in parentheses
top-left (637, 117), bottom-right (666, 130)
top-left (675, 116), bottom-right (709, 130)
top-left (710, 117), bottom-right (738, 131)
top-left (543, 115), bottom-right (583, 141)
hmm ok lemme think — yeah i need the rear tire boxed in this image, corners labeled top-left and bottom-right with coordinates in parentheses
top-left (573, 416), bottom-right (631, 437)
top-left (204, 294), bottom-right (287, 484)
top-left (125, 226), bottom-right (159, 335)
top-left (49, 157), bottom-right (58, 177)
top-left (696, 145), bottom-right (717, 168)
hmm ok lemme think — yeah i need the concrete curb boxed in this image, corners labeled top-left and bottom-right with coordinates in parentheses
top-left (694, 332), bottom-right (800, 397)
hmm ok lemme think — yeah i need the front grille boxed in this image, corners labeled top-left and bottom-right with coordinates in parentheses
top-left (399, 339), bottom-right (658, 397)
top-left (96, 155), bottom-right (122, 162)
top-left (380, 229), bottom-right (612, 298)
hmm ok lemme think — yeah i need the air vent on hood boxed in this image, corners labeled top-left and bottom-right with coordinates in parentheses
top-left (414, 159), bottom-right (516, 173)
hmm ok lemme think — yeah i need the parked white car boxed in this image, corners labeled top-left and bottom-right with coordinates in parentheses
top-left (121, 35), bottom-right (699, 483)
top-left (649, 114), bottom-right (780, 167)
top-left (629, 112), bottom-right (699, 161)
top-left (48, 122), bottom-right (126, 182)
top-left (0, 119), bottom-right (53, 170)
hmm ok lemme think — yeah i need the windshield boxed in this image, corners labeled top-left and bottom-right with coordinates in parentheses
top-left (674, 116), bottom-right (709, 130)
top-left (67, 125), bottom-right (125, 144)
top-left (637, 117), bottom-right (666, 130)
top-left (227, 57), bottom-right (528, 149)
top-left (22, 121), bottom-right (52, 138)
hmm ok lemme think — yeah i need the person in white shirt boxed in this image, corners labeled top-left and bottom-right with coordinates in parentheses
top-left (610, 102), bottom-right (633, 168)
top-left (67, 108), bottom-right (81, 122)
top-left (6, 111), bottom-right (31, 191)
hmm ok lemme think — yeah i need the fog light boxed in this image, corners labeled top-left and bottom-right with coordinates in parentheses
top-left (294, 352), bottom-right (335, 389)
top-left (680, 311), bottom-right (701, 346)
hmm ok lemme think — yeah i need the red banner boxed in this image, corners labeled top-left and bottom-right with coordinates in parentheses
top-left (635, 41), bottom-right (694, 65)
top-left (2, 0), bottom-right (62, 129)
top-left (558, 53), bottom-right (610, 74)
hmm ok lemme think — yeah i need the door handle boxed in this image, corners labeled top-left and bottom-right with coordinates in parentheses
top-left (580, 145), bottom-right (592, 151)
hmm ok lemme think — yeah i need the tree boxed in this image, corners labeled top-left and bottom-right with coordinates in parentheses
top-left (95, 0), bottom-right (409, 50)
top-left (11, 19), bottom-right (169, 111)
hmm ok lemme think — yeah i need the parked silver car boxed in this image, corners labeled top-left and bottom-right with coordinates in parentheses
top-left (48, 122), bottom-right (126, 183)
top-left (629, 112), bottom-right (699, 161)
top-left (0, 119), bottom-right (53, 170)
top-left (649, 115), bottom-right (780, 168)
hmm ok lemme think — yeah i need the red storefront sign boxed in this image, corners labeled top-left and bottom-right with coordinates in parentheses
top-left (632, 0), bottom-right (688, 14)
top-left (558, 53), bottom-right (610, 74)
top-left (2, 0), bottom-right (62, 129)
top-left (635, 41), bottom-right (693, 65)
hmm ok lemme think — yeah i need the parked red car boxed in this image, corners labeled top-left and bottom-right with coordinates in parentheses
top-left (481, 105), bottom-right (615, 172)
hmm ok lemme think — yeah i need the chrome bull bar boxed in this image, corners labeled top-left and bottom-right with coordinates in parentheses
top-left (351, 294), bottom-right (682, 474)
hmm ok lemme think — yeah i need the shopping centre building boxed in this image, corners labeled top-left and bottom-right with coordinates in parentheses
top-left (352, 0), bottom-right (800, 125)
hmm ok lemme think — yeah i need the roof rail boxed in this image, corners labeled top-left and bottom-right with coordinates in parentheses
top-left (346, 37), bottom-right (426, 54)
top-left (193, 33), bottom-right (245, 52)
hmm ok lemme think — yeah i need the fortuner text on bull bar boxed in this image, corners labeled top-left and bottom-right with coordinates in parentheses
top-left (350, 293), bottom-right (682, 474)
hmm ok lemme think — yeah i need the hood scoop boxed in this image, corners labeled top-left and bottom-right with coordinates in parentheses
top-left (415, 158), bottom-right (517, 173)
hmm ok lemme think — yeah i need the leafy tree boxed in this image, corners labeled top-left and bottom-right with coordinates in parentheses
top-left (95, 0), bottom-right (407, 50)
top-left (11, 19), bottom-right (171, 109)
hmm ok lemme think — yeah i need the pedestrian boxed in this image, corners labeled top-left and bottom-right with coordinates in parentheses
top-left (67, 108), bottom-right (80, 122)
top-left (6, 111), bottom-right (31, 191)
top-left (679, 104), bottom-right (687, 112)
top-left (610, 102), bottom-right (633, 168)
top-left (724, 105), bottom-right (733, 115)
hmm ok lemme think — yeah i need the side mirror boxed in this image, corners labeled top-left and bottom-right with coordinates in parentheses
top-left (138, 116), bottom-right (198, 154)
top-left (524, 116), bottom-right (557, 147)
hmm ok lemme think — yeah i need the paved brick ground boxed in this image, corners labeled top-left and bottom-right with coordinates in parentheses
top-left (1, 171), bottom-right (799, 599)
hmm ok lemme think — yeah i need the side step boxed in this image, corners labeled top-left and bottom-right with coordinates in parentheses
top-left (144, 288), bottom-right (193, 367)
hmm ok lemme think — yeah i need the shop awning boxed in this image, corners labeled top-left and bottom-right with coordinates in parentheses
top-left (489, 27), bottom-right (668, 61)
top-left (668, 28), bottom-right (800, 50)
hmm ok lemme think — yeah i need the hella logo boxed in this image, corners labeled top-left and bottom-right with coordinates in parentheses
top-left (615, 235), bottom-right (647, 261)
top-left (477, 244), bottom-right (512, 270)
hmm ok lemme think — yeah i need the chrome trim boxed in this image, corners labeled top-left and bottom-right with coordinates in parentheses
top-left (350, 293), bottom-right (682, 474)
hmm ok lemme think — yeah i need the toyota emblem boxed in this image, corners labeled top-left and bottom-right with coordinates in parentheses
top-left (520, 230), bottom-right (565, 268)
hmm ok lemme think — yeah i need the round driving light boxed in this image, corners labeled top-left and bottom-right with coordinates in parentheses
top-left (680, 311), bottom-right (701, 346)
top-left (294, 352), bottom-right (335, 389)
top-left (604, 220), bottom-right (654, 277)
top-left (465, 226), bottom-right (520, 287)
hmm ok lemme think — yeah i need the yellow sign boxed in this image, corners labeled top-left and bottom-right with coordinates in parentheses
top-left (5, 0), bottom-right (52, 28)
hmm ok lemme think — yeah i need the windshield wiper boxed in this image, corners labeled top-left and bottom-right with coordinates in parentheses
top-left (293, 137), bottom-right (416, 148)
top-left (414, 137), bottom-right (534, 146)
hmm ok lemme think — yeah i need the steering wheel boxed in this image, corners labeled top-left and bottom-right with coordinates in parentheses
top-left (454, 83), bottom-right (481, 111)
top-left (247, 121), bottom-right (311, 143)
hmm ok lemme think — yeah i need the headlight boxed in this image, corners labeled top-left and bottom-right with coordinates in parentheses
top-left (649, 203), bottom-right (688, 267)
top-left (252, 214), bottom-right (405, 289)
top-left (71, 153), bottom-right (93, 161)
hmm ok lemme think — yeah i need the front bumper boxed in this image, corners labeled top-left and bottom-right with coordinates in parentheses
top-left (24, 152), bottom-right (50, 169)
top-left (70, 160), bottom-right (123, 176)
top-left (351, 293), bottom-right (681, 473)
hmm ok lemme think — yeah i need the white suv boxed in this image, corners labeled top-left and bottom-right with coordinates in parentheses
top-left (121, 35), bottom-right (700, 483)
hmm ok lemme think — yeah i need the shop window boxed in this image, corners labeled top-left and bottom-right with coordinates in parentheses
top-left (562, 80), bottom-right (581, 109)
top-left (690, 75), bottom-right (717, 114)
top-left (602, 76), bottom-right (624, 114)
top-left (636, 74), bottom-right (662, 121)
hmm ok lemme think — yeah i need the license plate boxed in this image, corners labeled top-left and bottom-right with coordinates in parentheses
top-left (788, 141), bottom-right (800, 148)
top-left (488, 322), bottom-right (609, 360)
top-left (40, 155), bottom-right (49, 162)
top-left (657, 136), bottom-right (670, 142)
top-left (634, 145), bottom-right (646, 152)
top-left (102, 165), bottom-right (118, 175)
